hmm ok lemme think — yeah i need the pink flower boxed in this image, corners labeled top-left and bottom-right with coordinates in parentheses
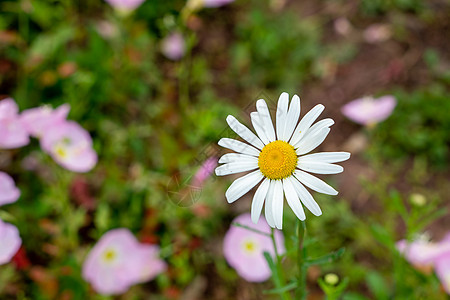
top-left (0, 218), bottom-right (22, 265)
top-left (397, 235), bottom-right (450, 294)
top-left (341, 95), bottom-right (396, 126)
top-left (435, 255), bottom-right (450, 294)
top-left (0, 98), bottom-right (29, 149)
top-left (334, 18), bottom-right (352, 36)
top-left (21, 104), bottom-right (70, 138)
top-left (192, 157), bottom-right (217, 188)
top-left (105, 0), bottom-right (145, 12)
top-left (203, 0), bottom-right (235, 7)
top-left (161, 32), bottom-right (186, 61)
top-left (0, 172), bottom-right (20, 206)
top-left (40, 121), bottom-right (97, 173)
top-left (363, 24), bottom-right (391, 44)
top-left (223, 213), bottom-right (285, 282)
top-left (82, 228), bottom-right (166, 295)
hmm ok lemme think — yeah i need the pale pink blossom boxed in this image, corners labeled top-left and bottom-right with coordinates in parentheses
top-left (203, 0), bottom-right (235, 7)
top-left (341, 95), bottom-right (396, 126)
top-left (192, 157), bottom-right (217, 188)
top-left (21, 104), bottom-right (70, 138)
top-left (223, 213), bottom-right (285, 282)
top-left (161, 32), bottom-right (186, 61)
top-left (40, 121), bottom-right (97, 173)
top-left (0, 98), bottom-right (29, 149)
top-left (0, 218), bottom-right (22, 265)
top-left (0, 172), bottom-right (20, 206)
top-left (105, 0), bottom-right (145, 12)
top-left (363, 24), bottom-right (391, 44)
top-left (397, 235), bottom-right (450, 294)
top-left (334, 18), bottom-right (352, 36)
top-left (82, 228), bottom-right (166, 295)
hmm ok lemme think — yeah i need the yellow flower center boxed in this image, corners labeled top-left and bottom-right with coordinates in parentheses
top-left (242, 240), bottom-right (258, 254)
top-left (102, 249), bottom-right (117, 263)
top-left (258, 140), bottom-right (297, 180)
top-left (54, 145), bottom-right (67, 158)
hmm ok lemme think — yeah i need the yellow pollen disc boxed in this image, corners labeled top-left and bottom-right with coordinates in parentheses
top-left (54, 145), bottom-right (67, 158)
top-left (258, 140), bottom-right (297, 180)
top-left (103, 249), bottom-right (117, 262)
top-left (243, 241), bottom-right (257, 254)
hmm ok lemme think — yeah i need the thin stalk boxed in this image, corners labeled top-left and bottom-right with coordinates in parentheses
top-left (270, 228), bottom-right (292, 300)
top-left (296, 220), bottom-right (307, 299)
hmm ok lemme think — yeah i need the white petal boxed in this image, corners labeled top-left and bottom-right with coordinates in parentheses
top-left (304, 118), bottom-right (334, 138)
top-left (264, 181), bottom-right (276, 228)
top-left (294, 170), bottom-right (338, 195)
top-left (218, 153), bottom-right (258, 164)
top-left (218, 138), bottom-right (260, 157)
top-left (226, 115), bottom-right (265, 150)
top-left (272, 180), bottom-right (284, 229)
top-left (276, 92), bottom-right (289, 141)
top-left (256, 99), bottom-right (276, 142)
top-left (290, 177), bottom-right (322, 216)
top-left (295, 128), bottom-right (330, 155)
top-left (250, 112), bottom-right (270, 145)
top-left (297, 161), bottom-right (344, 174)
top-left (290, 104), bottom-right (325, 146)
top-left (283, 178), bottom-right (306, 221)
top-left (283, 95), bottom-right (301, 141)
top-left (298, 152), bottom-right (351, 164)
top-left (251, 178), bottom-right (270, 224)
top-left (215, 161), bottom-right (258, 176)
top-left (225, 170), bottom-right (263, 203)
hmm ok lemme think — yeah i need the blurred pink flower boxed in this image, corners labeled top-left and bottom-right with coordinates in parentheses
top-left (0, 98), bottom-right (29, 149)
top-left (105, 0), bottom-right (145, 12)
top-left (161, 32), bottom-right (186, 61)
top-left (203, 0), bottom-right (235, 7)
top-left (82, 228), bottom-right (166, 295)
top-left (223, 213), bottom-right (285, 282)
top-left (435, 254), bottom-right (450, 294)
top-left (21, 104), bottom-right (70, 138)
top-left (363, 24), bottom-right (391, 44)
top-left (397, 235), bottom-right (450, 294)
top-left (334, 17), bottom-right (352, 36)
top-left (192, 157), bottom-right (217, 187)
top-left (0, 218), bottom-right (22, 265)
top-left (0, 172), bottom-right (20, 206)
top-left (40, 121), bottom-right (97, 173)
top-left (341, 95), bottom-right (396, 126)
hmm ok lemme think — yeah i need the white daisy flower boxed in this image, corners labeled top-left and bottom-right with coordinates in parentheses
top-left (215, 92), bottom-right (350, 229)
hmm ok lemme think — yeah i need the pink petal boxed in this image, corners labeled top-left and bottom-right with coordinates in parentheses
top-left (0, 219), bottom-right (22, 265)
top-left (435, 255), bottom-right (450, 294)
top-left (341, 95), bottom-right (396, 126)
top-left (0, 172), bottom-right (20, 206)
top-left (223, 213), bottom-right (285, 282)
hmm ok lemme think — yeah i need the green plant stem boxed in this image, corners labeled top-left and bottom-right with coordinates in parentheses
top-left (296, 220), bottom-right (307, 299)
top-left (270, 228), bottom-right (292, 300)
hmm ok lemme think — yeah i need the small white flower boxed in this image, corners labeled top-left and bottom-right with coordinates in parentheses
top-left (216, 92), bottom-right (350, 229)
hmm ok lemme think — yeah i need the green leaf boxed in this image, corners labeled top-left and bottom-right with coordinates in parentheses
top-left (27, 26), bottom-right (75, 64)
top-left (263, 281), bottom-right (297, 295)
top-left (366, 271), bottom-right (389, 300)
top-left (306, 248), bottom-right (345, 266)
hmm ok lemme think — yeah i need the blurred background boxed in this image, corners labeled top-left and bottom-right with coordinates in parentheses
top-left (0, 0), bottom-right (449, 299)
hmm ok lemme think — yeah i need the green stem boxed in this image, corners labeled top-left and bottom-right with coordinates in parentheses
top-left (296, 220), bottom-right (307, 299)
top-left (270, 228), bottom-right (292, 300)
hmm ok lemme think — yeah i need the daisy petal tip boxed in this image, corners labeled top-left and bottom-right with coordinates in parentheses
top-left (224, 193), bottom-right (235, 204)
top-left (256, 99), bottom-right (267, 108)
top-left (280, 92), bottom-right (289, 99)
